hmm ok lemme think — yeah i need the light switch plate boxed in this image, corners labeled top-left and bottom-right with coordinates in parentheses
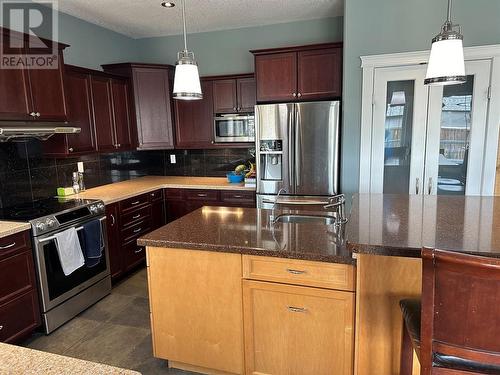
top-left (170, 154), bottom-right (176, 164)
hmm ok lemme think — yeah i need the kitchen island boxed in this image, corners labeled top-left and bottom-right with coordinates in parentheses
top-left (138, 194), bottom-right (500, 375)
top-left (138, 206), bottom-right (356, 375)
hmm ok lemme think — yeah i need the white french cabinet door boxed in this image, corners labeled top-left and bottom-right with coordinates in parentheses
top-left (370, 65), bottom-right (429, 194)
top-left (424, 60), bottom-right (492, 195)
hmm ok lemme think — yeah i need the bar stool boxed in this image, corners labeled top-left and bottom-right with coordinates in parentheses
top-left (400, 247), bottom-right (500, 375)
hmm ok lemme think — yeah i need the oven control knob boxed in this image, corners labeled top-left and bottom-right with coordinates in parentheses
top-left (89, 205), bottom-right (97, 213)
top-left (97, 203), bottom-right (105, 211)
top-left (35, 221), bottom-right (46, 231)
top-left (46, 218), bottom-right (56, 228)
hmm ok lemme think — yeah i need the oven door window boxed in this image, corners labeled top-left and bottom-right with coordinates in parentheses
top-left (42, 232), bottom-right (107, 301)
top-left (215, 119), bottom-right (253, 139)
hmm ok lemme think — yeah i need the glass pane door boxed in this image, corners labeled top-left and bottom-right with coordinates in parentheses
top-left (371, 65), bottom-right (429, 194)
top-left (424, 60), bottom-right (491, 195)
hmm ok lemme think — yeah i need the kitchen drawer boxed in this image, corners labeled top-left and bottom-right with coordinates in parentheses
top-left (121, 219), bottom-right (151, 243)
top-left (242, 255), bottom-right (355, 292)
top-left (120, 193), bottom-right (150, 212)
top-left (149, 189), bottom-right (163, 202)
top-left (121, 205), bottom-right (151, 229)
top-left (220, 190), bottom-right (255, 205)
top-left (123, 240), bottom-right (146, 272)
top-left (0, 231), bottom-right (30, 260)
top-left (0, 251), bottom-right (37, 305)
top-left (185, 189), bottom-right (219, 202)
top-left (165, 188), bottom-right (184, 200)
top-left (0, 290), bottom-right (40, 343)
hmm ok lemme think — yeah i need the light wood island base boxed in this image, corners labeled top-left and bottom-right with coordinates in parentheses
top-left (354, 254), bottom-right (422, 375)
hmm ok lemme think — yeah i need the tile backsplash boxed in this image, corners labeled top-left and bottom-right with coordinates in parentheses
top-left (0, 140), bottom-right (253, 207)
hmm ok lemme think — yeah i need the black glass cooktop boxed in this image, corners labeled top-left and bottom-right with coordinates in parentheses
top-left (0, 198), bottom-right (98, 221)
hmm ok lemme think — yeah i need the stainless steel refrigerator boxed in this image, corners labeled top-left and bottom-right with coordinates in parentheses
top-left (256, 101), bottom-right (340, 209)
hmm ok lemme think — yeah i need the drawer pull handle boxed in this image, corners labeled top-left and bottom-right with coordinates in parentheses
top-left (132, 214), bottom-right (141, 219)
top-left (197, 193), bottom-right (208, 197)
top-left (287, 306), bottom-right (307, 313)
top-left (134, 248), bottom-right (144, 254)
top-left (0, 242), bottom-right (16, 250)
top-left (233, 195), bottom-right (243, 198)
top-left (131, 200), bottom-right (141, 205)
top-left (133, 228), bottom-right (142, 233)
top-left (0, 325), bottom-right (3, 330)
top-left (286, 268), bottom-right (306, 275)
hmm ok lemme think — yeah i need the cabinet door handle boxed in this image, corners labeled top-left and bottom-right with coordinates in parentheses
top-left (29, 112), bottom-right (36, 117)
top-left (287, 306), bottom-right (307, 313)
top-left (0, 242), bottom-right (16, 250)
top-left (134, 248), bottom-right (144, 254)
top-left (110, 214), bottom-right (116, 226)
top-left (292, 92), bottom-right (297, 97)
top-left (286, 268), bottom-right (306, 275)
top-left (233, 107), bottom-right (237, 111)
top-left (0, 325), bottom-right (3, 330)
top-left (68, 148), bottom-right (74, 152)
top-left (415, 178), bottom-right (420, 195)
top-left (233, 195), bottom-right (243, 198)
top-left (117, 144), bottom-right (121, 148)
top-left (133, 228), bottom-right (142, 234)
top-left (36, 112), bottom-right (41, 117)
top-left (131, 200), bottom-right (141, 205)
top-left (297, 93), bottom-right (302, 98)
top-left (132, 214), bottom-right (141, 219)
top-left (428, 177), bottom-right (433, 195)
top-left (197, 193), bottom-right (208, 197)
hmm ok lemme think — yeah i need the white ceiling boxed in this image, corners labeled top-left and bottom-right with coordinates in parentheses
top-left (54, 0), bottom-right (343, 39)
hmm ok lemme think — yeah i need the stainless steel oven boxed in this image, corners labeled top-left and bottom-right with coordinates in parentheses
top-left (214, 113), bottom-right (255, 143)
top-left (26, 200), bottom-right (111, 333)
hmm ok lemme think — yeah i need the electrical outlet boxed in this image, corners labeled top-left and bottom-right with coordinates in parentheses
top-left (170, 154), bottom-right (176, 164)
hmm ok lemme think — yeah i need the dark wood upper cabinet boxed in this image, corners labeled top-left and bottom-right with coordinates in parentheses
top-left (298, 47), bottom-right (342, 100)
top-left (102, 63), bottom-right (175, 150)
top-left (213, 75), bottom-right (255, 114)
top-left (110, 78), bottom-right (134, 151)
top-left (174, 79), bottom-right (215, 149)
top-left (251, 43), bottom-right (343, 103)
top-left (27, 51), bottom-right (68, 121)
top-left (0, 50), bottom-right (31, 121)
top-left (213, 79), bottom-right (237, 113)
top-left (237, 77), bottom-right (256, 112)
top-left (0, 29), bottom-right (68, 122)
top-left (44, 66), bottom-right (96, 156)
top-left (91, 75), bottom-right (116, 152)
top-left (254, 52), bottom-right (297, 102)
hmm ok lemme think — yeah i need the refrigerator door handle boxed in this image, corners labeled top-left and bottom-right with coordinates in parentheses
top-left (288, 104), bottom-right (295, 194)
top-left (295, 105), bottom-right (301, 189)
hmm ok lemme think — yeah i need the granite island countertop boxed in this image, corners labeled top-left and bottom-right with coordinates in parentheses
top-left (346, 194), bottom-right (500, 258)
top-left (77, 176), bottom-right (255, 204)
top-left (138, 206), bottom-right (354, 264)
top-left (0, 343), bottom-right (140, 374)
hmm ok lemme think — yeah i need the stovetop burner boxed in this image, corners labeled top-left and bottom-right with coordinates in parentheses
top-left (0, 197), bottom-right (100, 221)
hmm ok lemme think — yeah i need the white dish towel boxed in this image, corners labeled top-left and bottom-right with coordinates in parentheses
top-left (54, 228), bottom-right (85, 276)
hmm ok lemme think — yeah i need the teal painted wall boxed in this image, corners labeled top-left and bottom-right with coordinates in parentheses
top-left (138, 17), bottom-right (343, 75)
top-left (342, 0), bottom-right (500, 193)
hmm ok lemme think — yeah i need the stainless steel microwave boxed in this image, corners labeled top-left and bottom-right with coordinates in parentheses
top-left (214, 114), bottom-right (255, 143)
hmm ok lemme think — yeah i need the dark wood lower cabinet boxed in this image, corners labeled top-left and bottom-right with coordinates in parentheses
top-left (0, 230), bottom-right (41, 344)
top-left (105, 203), bottom-right (122, 281)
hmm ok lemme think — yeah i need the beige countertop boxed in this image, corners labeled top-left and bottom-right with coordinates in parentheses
top-left (0, 343), bottom-right (140, 375)
top-left (0, 221), bottom-right (30, 239)
top-left (77, 176), bottom-right (255, 204)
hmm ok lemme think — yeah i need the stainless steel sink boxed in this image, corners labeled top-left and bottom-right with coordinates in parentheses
top-left (273, 214), bottom-right (337, 225)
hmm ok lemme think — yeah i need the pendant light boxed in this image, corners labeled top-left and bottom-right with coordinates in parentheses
top-left (424, 0), bottom-right (466, 86)
top-left (172, 0), bottom-right (202, 100)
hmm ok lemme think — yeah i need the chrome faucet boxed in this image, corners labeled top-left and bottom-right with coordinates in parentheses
top-left (270, 188), bottom-right (286, 223)
top-left (323, 194), bottom-right (347, 225)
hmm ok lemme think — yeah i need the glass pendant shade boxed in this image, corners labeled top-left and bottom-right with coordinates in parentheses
top-left (173, 51), bottom-right (202, 100)
top-left (424, 0), bottom-right (466, 86)
top-left (425, 38), bottom-right (466, 85)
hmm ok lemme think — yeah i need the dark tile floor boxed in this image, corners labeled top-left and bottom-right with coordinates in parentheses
top-left (22, 268), bottom-right (199, 375)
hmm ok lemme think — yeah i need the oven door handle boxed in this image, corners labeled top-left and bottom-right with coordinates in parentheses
top-left (37, 217), bottom-right (106, 243)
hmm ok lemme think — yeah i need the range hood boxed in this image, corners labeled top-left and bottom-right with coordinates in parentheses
top-left (0, 125), bottom-right (81, 142)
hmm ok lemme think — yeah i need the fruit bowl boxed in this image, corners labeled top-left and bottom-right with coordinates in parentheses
top-left (227, 172), bottom-right (245, 183)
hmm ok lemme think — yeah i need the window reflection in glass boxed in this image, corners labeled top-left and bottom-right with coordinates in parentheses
top-left (437, 76), bottom-right (473, 195)
top-left (383, 80), bottom-right (415, 193)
